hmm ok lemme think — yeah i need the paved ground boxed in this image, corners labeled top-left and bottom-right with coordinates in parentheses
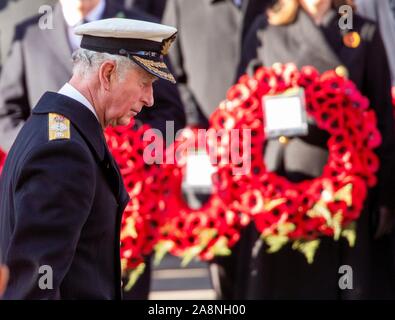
top-left (149, 255), bottom-right (216, 300)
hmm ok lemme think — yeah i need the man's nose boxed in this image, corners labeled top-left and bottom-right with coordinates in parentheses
top-left (142, 85), bottom-right (154, 107)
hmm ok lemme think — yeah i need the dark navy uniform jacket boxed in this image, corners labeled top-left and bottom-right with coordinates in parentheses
top-left (0, 92), bottom-right (130, 299)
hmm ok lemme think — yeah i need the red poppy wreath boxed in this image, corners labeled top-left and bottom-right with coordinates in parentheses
top-left (154, 128), bottom-right (251, 267)
top-left (105, 121), bottom-right (168, 289)
top-left (0, 148), bottom-right (5, 175)
top-left (209, 63), bottom-right (382, 263)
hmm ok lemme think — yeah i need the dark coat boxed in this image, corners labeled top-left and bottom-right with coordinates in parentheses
top-left (0, 1), bottom-right (185, 151)
top-left (0, 92), bottom-right (130, 299)
top-left (162, 0), bottom-right (271, 127)
top-left (235, 9), bottom-right (395, 299)
top-left (128, 0), bottom-right (168, 20)
top-left (355, 0), bottom-right (395, 84)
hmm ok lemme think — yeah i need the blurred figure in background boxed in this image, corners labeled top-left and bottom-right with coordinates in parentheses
top-left (355, 0), bottom-right (395, 295)
top-left (124, 0), bottom-right (168, 20)
top-left (0, 0), bottom-right (56, 68)
top-left (354, 0), bottom-right (395, 85)
top-left (391, 0), bottom-right (395, 18)
top-left (237, 0), bottom-right (395, 299)
top-left (0, 0), bottom-right (185, 299)
top-left (163, 0), bottom-right (272, 299)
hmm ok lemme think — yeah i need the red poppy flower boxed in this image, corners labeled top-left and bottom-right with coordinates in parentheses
top-left (226, 83), bottom-right (251, 103)
top-left (0, 148), bottom-right (6, 175)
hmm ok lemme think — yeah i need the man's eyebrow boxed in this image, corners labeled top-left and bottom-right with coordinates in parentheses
top-left (147, 74), bottom-right (159, 83)
top-left (141, 69), bottom-right (158, 82)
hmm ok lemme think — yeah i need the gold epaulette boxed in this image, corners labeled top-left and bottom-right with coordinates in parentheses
top-left (48, 113), bottom-right (70, 141)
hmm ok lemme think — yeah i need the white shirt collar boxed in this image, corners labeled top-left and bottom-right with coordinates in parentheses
top-left (58, 83), bottom-right (99, 121)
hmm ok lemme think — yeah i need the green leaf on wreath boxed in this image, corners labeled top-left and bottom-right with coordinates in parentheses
top-left (277, 222), bottom-right (296, 236)
top-left (264, 235), bottom-right (289, 253)
top-left (332, 212), bottom-right (343, 241)
top-left (209, 236), bottom-right (231, 257)
top-left (334, 183), bottom-right (353, 206)
top-left (124, 262), bottom-right (146, 291)
top-left (181, 229), bottom-right (218, 267)
top-left (292, 239), bottom-right (320, 264)
top-left (154, 240), bottom-right (174, 266)
top-left (264, 198), bottom-right (287, 211)
top-left (181, 246), bottom-right (203, 267)
top-left (341, 222), bottom-right (357, 247)
top-left (307, 201), bottom-right (332, 224)
top-left (121, 217), bottom-right (138, 239)
top-left (199, 229), bottom-right (218, 247)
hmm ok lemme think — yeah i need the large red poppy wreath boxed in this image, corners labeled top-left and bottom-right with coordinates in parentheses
top-left (209, 63), bottom-right (381, 262)
top-left (155, 127), bottom-right (251, 266)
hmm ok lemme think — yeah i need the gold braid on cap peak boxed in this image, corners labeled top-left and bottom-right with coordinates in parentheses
top-left (160, 33), bottom-right (177, 55)
top-left (133, 56), bottom-right (176, 83)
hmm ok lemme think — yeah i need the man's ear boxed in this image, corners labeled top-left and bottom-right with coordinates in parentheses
top-left (0, 265), bottom-right (9, 297)
top-left (99, 61), bottom-right (116, 91)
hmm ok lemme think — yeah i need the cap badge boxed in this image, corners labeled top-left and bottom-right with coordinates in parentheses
top-left (161, 34), bottom-right (176, 55)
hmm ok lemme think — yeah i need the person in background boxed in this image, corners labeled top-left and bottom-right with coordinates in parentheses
top-left (237, 0), bottom-right (395, 299)
top-left (354, 0), bottom-right (395, 85)
top-left (355, 0), bottom-right (395, 294)
top-left (0, 0), bottom-right (57, 68)
top-left (124, 0), bottom-right (168, 20)
top-left (391, 0), bottom-right (395, 18)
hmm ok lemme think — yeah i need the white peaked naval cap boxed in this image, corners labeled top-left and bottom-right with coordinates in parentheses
top-left (74, 18), bottom-right (178, 83)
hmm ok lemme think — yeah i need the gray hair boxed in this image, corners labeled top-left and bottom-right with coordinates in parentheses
top-left (71, 48), bottom-right (138, 80)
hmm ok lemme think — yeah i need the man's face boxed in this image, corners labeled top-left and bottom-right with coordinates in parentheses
top-left (104, 66), bottom-right (156, 127)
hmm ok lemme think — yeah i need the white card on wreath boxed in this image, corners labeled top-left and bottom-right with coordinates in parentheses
top-left (184, 150), bottom-right (217, 192)
top-left (263, 87), bottom-right (308, 138)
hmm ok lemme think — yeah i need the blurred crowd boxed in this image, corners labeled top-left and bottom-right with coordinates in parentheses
top-left (1, 0), bottom-right (395, 300)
